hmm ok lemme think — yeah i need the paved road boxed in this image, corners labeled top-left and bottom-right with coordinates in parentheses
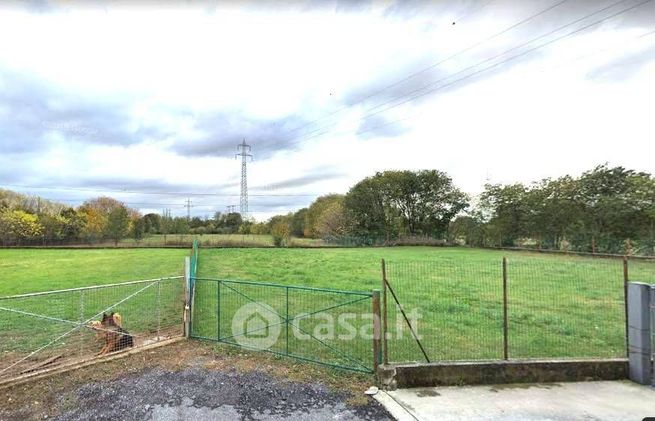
top-left (378, 380), bottom-right (655, 421)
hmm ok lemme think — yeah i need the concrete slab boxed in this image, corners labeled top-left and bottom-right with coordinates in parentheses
top-left (382, 381), bottom-right (655, 421)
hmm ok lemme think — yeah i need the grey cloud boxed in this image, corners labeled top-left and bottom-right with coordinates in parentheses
top-left (55, 175), bottom-right (239, 197)
top-left (356, 114), bottom-right (409, 139)
top-left (0, 69), bottom-right (168, 155)
top-left (169, 113), bottom-right (311, 159)
top-left (586, 43), bottom-right (655, 82)
top-left (252, 168), bottom-right (345, 190)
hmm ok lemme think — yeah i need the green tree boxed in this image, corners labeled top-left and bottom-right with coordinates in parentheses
top-left (61, 208), bottom-right (85, 241)
top-left (479, 183), bottom-right (530, 246)
top-left (105, 206), bottom-right (130, 246)
top-left (131, 217), bottom-right (145, 243)
top-left (291, 208), bottom-right (308, 237)
top-left (222, 212), bottom-right (243, 234)
top-left (576, 165), bottom-right (651, 253)
top-left (345, 170), bottom-right (468, 240)
top-left (141, 213), bottom-right (161, 234)
top-left (449, 214), bottom-right (485, 246)
top-left (39, 214), bottom-right (67, 244)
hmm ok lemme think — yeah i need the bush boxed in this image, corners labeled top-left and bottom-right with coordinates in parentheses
top-left (271, 221), bottom-right (290, 247)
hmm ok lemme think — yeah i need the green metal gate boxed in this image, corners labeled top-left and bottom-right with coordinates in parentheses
top-left (190, 277), bottom-right (377, 373)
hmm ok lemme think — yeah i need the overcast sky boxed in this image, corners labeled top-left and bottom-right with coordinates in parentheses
top-left (1, 0), bottom-right (654, 220)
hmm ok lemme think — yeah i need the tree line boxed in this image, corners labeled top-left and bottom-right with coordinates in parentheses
top-left (459, 165), bottom-right (655, 255)
top-left (260, 165), bottom-right (655, 254)
top-left (0, 193), bottom-right (250, 246)
top-left (1, 164), bottom-right (653, 254)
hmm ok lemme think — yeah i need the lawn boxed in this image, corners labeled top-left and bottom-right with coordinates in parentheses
top-left (0, 248), bottom-right (188, 295)
top-left (193, 247), bottom-right (655, 364)
top-left (1, 246), bottom-right (654, 375)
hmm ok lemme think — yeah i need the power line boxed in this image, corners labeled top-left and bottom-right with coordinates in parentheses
top-left (11, 196), bottom-right (305, 210)
top-left (354, 0), bottom-right (638, 119)
top-left (272, 0), bottom-right (569, 144)
top-left (1, 184), bottom-right (316, 197)
top-left (281, 1), bottom-right (655, 146)
top-left (286, 0), bottom-right (650, 145)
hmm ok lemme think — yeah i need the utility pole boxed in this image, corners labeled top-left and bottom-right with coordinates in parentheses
top-left (226, 205), bottom-right (237, 213)
top-left (184, 198), bottom-right (193, 221)
top-left (235, 139), bottom-right (253, 217)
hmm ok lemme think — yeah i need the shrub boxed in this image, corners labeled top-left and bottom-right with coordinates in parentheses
top-left (271, 221), bottom-right (290, 247)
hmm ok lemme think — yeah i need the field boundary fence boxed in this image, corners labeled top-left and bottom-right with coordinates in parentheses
top-left (381, 256), bottom-right (655, 364)
top-left (0, 276), bottom-right (185, 382)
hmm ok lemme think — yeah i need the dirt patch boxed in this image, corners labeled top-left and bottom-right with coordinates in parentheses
top-left (0, 341), bottom-right (391, 421)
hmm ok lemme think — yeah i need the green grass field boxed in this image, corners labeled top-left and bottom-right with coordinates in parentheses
top-left (0, 249), bottom-right (187, 295)
top-left (193, 247), bottom-right (655, 363)
top-left (1, 247), bottom-right (654, 374)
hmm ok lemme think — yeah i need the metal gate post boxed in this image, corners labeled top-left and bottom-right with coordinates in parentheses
top-left (502, 257), bottom-right (509, 360)
top-left (372, 290), bottom-right (382, 372)
top-left (184, 257), bottom-right (191, 338)
top-left (381, 259), bottom-right (389, 365)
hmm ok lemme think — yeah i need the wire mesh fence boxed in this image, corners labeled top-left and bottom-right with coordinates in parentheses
top-left (383, 255), bottom-right (650, 363)
top-left (385, 260), bottom-right (503, 362)
top-left (190, 278), bottom-right (375, 373)
top-left (0, 277), bottom-right (185, 381)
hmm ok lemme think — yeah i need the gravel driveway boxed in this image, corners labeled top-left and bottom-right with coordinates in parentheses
top-left (0, 342), bottom-right (392, 421)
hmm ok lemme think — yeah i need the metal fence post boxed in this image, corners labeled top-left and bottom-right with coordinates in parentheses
top-left (623, 256), bottom-right (629, 358)
top-left (157, 280), bottom-right (161, 340)
top-left (184, 256), bottom-right (191, 338)
top-left (372, 289), bottom-right (382, 373)
top-left (381, 259), bottom-right (389, 365)
top-left (286, 286), bottom-right (289, 356)
top-left (217, 280), bottom-right (221, 341)
top-left (79, 289), bottom-right (85, 357)
top-left (502, 256), bottom-right (509, 360)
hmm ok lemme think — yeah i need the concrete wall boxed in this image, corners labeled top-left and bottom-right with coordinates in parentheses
top-left (378, 359), bottom-right (628, 389)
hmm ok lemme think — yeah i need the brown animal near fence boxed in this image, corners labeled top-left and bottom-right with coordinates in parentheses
top-left (89, 313), bottom-right (123, 341)
top-left (96, 312), bottom-right (134, 355)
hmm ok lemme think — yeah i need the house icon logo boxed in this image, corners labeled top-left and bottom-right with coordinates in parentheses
top-left (231, 302), bottom-right (281, 350)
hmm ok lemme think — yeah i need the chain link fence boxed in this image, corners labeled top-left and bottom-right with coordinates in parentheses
top-left (384, 255), bottom-right (655, 363)
top-left (0, 277), bottom-right (185, 381)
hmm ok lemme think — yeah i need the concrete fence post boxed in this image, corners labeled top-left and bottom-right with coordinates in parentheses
top-left (627, 282), bottom-right (652, 385)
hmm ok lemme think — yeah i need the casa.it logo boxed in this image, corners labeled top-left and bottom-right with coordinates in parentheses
top-left (231, 302), bottom-right (282, 349)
